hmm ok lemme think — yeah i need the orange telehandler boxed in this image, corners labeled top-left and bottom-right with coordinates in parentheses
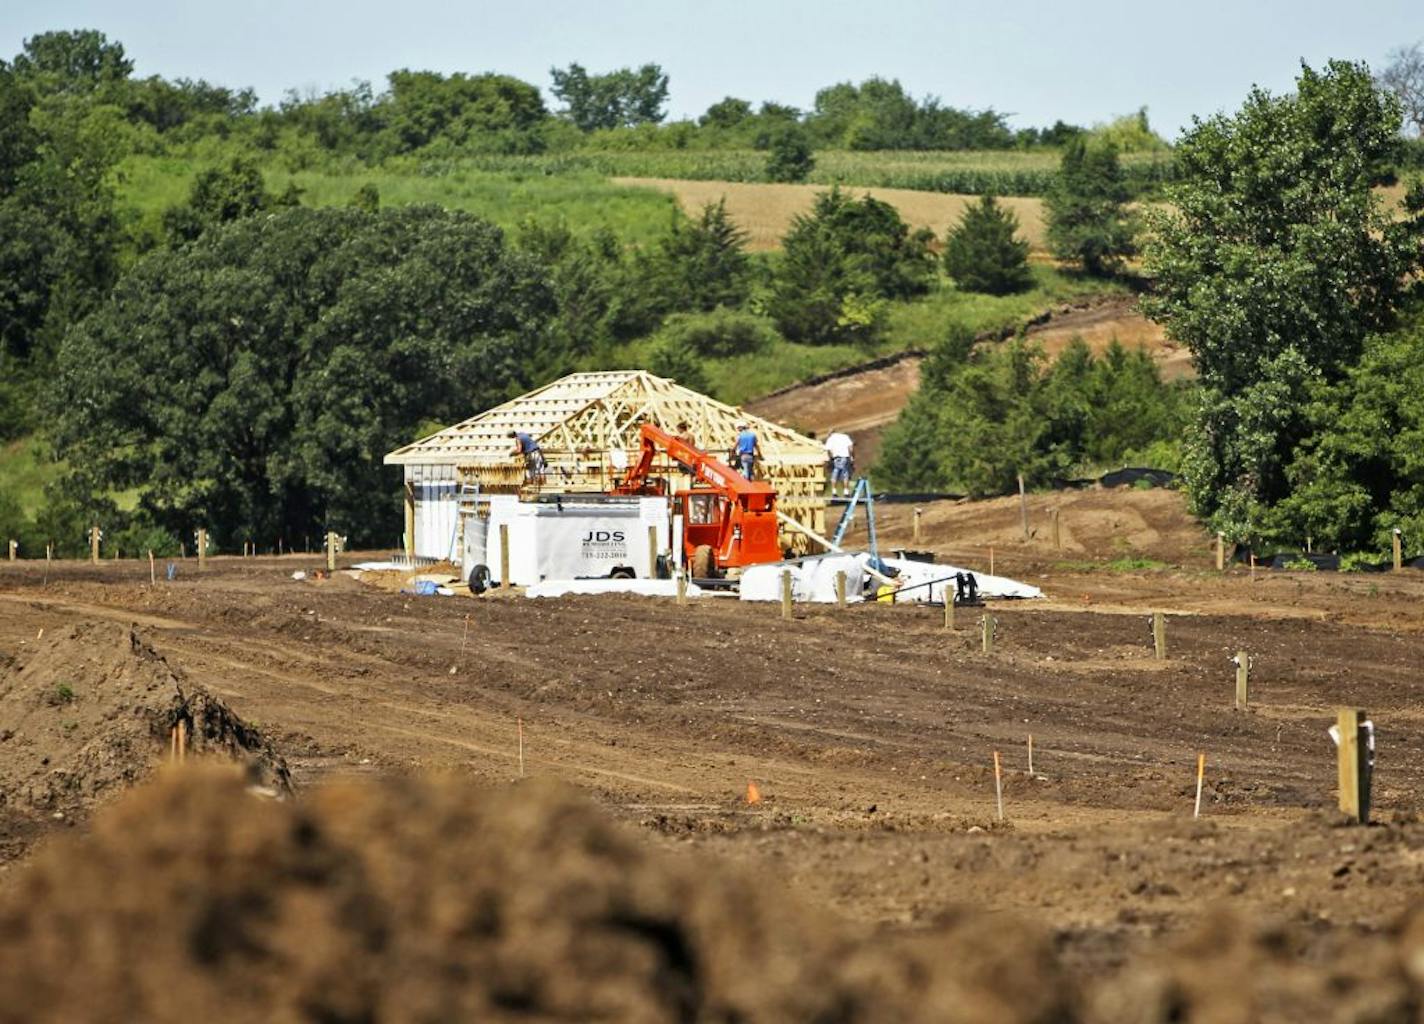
top-left (612, 422), bottom-right (784, 578)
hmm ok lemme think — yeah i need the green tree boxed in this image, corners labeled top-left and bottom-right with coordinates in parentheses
top-left (700, 97), bottom-right (752, 129)
top-left (942, 195), bottom-right (1032, 295)
top-left (11, 30), bottom-right (132, 96)
top-left (0, 59), bottom-right (125, 375)
top-left (51, 206), bottom-right (555, 548)
top-left (655, 200), bottom-right (751, 311)
top-left (1143, 60), bottom-right (1424, 539)
top-left (162, 157), bottom-right (295, 243)
top-left (767, 188), bottom-right (933, 345)
top-left (764, 124), bottom-right (814, 182)
top-left (1271, 319), bottom-right (1424, 552)
top-left (877, 336), bottom-right (1185, 493)
top-left (1044, 137), bottom-right (1136, 276)
top-left (379, 70), bottom-right (547, 153)
top-left (549, 63), bottom-right (668, 131)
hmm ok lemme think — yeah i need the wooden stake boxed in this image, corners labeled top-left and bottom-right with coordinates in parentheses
top-left (912, 507), bottom-right (922, 543)
top-left (460, 614), bottom-right (471, 661)
top-left (1027, 734), bottom-right (1035, 777)
top-left (1152, 611), bottom-right (1166, 660)
top-left (780, 569), bottom-right (792, 620)
top-left (1394, 529), bottom-right (1403, 572)
top-left (1017, 474), bottom-right (1029, 541)
top-left (835, 569), bottom-right (846, 608)
top-left (993, 750), bottom-right (1004, 821)
top-left (1216, 532), bottom-right (1225, 572)
top-left (1336, 708), bottom-right (1369, 824)
top-left (7, 539), bottom-right (14, 561)
top-left (44, 543), bottom-right (51, 584)
top-left (197, 528), bottom-right (207, 570)
top-left (1051, 508), bottom-right (1061, 550)
top-left (1235, 651), bottom-right (1250, 709)
top-left (980, 614), bottom-right (995, 654)
top-left (647, 525), bottom-right (658, 578)
top-left (325, 531), bottom-right (336, 572)
top-left (989, 546), bottom-right (995, 577)
top-left (943, 595), bottom-right (955, 630)
top-left (676, 573), bottom-right (687, 606)
top-left (499, 524), bottom-right (511, 589)
top-left (1249, 553), bottom-right (1256, 581)
top-left (90, 525), bottom-right (100, 565)
top-left (148, 550), bottom-right (156, 586)
top-left (1194, 752), bottom-right (1205, 818)
top-left (517, 717), bottom-right (525, 778)
top-left (177, 720), bottom-right (187, 763)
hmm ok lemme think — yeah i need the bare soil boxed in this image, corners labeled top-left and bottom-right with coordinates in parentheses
top-left (2, 488), bottom-right (1423, 1019)
top-left (746, 296), bottom-right (1182, 467)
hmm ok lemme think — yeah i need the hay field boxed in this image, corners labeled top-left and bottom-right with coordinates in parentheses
top-left (613, 177), bottom-right (1047, 252)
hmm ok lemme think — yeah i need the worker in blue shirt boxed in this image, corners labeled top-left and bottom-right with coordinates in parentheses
top-left (732, 420), bottom-right (761, 480)
top-left (508, 430), bottom-right (547, 482)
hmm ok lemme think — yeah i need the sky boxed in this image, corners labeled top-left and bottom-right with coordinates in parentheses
top-left (1, 0), bottom-right (1419, 138)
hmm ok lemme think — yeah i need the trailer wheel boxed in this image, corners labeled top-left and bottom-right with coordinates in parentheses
top-left (610, 566), bottom-right (636, 580)
top-left (468, 564), bottom-right (491, 594)
top-left (691, 545), bottom-right (717, 579)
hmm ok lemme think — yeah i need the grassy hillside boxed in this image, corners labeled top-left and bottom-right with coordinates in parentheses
top-left (0, 438), bottom-right (53, 519)
top-left (610, 265), bottom-right (1122, 406)
top-left (116, 154), bottom-right (683, 247)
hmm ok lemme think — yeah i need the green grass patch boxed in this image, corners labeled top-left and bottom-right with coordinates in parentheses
top-left (881, 265), bottom-right (1129, 352)
top-left (115, 154), bottom-right (682, 247)
top-left (437, 148), bottom-right (1177, 198)
top-left (0, 436), bottom-right (59, 518)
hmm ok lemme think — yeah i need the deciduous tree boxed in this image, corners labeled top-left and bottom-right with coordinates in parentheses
top-left (1143, 60), bottom-right (1424, 540)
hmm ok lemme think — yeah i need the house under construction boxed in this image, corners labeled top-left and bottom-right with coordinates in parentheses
top-left (383, 370), bottom-right (828, 561)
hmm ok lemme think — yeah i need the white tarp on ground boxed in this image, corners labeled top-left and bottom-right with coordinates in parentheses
top-left (524, 578), bottom-right (706, 599)
top-left (738, 554), bottom-right (866, 603)
top-left (860, 554), bottom-right (1043, 602)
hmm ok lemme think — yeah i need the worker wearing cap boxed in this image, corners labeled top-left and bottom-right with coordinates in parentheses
top-left (824, 428), bottom-right (854, 497)
top-left (732, 420), bottom-right (761, 480)
top-left (509, 430), bottom-right (546, 482)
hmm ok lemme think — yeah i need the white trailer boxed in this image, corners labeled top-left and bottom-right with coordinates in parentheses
top-left (460, 495), bottom-right (672, 591)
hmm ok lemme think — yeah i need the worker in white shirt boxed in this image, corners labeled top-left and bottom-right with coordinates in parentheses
top-left (823, 429), bottom-right (854, 497)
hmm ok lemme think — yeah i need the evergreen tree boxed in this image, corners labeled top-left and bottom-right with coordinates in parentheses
top-left (942, 195), bottom-right (1032, 294)
top-left (1045, 138), bottom-right (1136, 276)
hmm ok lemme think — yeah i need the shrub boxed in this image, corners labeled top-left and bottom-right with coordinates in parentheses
top-left (658, 308), bottom-right (777, 359)
top-left (765, 125), bottom-right (814, 183)
top-left (942, 195), bottom-right (1032, 295)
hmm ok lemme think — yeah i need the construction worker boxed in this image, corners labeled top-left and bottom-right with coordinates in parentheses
top-left (508, 430), bottom-right (546, 482)
top-left (824, 428), bottom-right (854, 497)
top-left (732, 420), bottom-right (761, 480)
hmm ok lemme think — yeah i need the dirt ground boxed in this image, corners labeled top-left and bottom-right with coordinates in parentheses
top-left (748, 296), bottom-right (1183, 467)
top-left (613, 177), bottom-right (1049, 253)
top-left (3, 488), bottom-right (1424, 1015)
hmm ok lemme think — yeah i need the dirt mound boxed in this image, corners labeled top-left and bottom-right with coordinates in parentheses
top-left (1089, 909), bottom-right (1420, 1023)
top-left (0, 622), bottom-right (289, 814)
top-left (0, 769), bottom-right (1072, 1024)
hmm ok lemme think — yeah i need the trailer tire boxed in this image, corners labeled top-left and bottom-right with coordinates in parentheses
top-left (468, 564), bottom-right (492, 594)
top-left (691, 545), bottom-right (717, 579)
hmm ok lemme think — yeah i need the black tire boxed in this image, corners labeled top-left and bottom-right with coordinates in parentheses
top-left (468, 564), bottom-right (491, 594)
top-left (691, 544), bottom-right (716, 579)
top-left (610, 566), bottom-right (636, 580)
